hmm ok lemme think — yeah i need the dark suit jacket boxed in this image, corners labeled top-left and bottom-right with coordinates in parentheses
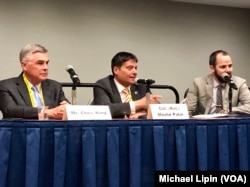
top-left (0, 73), bottom-right (69, 119)
top-left (93, 75), bottom-right (147, 118)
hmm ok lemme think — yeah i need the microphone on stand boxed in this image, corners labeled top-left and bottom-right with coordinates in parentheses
top-left (136, 78), bottom-right (156, 116)
top-left (136, 78), bottom-right (155, 93)
top-left (65, 65), bottom-right (80, 105)
top-left (137, 79), bottom-right (155, 85)
top-left (65, 65), bottom-right (80, 85)
top-left (222, 73), bottom-right (238, 90)
top-left (222, 73), bottom-right (237, 114)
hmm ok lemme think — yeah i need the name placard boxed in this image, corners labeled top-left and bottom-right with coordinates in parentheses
top-left (63, 105), bottom-right (112, 120)
top-left (149, 104), bottom-right (189, 119)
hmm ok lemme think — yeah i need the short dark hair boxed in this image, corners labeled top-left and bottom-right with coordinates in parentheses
top-left (111, 52), bottom-right (138, 74)
top-left (209, 50), bottom-right (229, 66)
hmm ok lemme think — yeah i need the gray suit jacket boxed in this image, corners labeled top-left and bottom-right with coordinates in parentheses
top-left (92, 75), bottom-right (147, 118)
top-left (0, 73), bottom-right (69, 119)
top-left (186, 74), bottom-right (250, 115)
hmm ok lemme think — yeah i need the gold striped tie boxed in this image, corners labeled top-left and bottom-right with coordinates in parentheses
top-left (122, 88), bottom-right (131, 103)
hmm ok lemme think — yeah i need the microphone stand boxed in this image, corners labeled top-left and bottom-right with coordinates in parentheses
top-left (228, 82), bottom-right (237, 114)
top-left (228, 86), bottom-right (233, 113)
top-left (145, 83), bottom-right (154, 119)
top-left (146, 84), bottom-right (151, 108)
top-left (71, 83), bottom-right (77, 105)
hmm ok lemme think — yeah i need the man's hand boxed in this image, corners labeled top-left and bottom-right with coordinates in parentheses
top-left (47, 101), bottom-right (70, 119)
top-left (150, 94), bottom-right (162, 104)
top-left (129, 110), bottom-right (147, 119)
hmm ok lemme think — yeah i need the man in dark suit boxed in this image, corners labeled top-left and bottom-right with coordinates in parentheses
top-left (0, 43), bottom-right (69, 119)
top-left (92, 51), bottom-right (161, 119)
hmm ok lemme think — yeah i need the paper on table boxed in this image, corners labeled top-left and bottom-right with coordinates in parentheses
top-left (192, 113), bottom-right (228, 119)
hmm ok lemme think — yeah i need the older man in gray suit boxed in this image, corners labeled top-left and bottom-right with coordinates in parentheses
top-left (0, 43), bottom-right (69, 119)
top-left (186, 50), bottom-right (250, 116)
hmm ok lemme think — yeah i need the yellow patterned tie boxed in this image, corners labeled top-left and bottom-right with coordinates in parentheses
top-left (122, 88), bottom-right (131, 103)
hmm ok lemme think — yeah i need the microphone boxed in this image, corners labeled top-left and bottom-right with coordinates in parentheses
top-left (65, 65), bottom-right (80, 85)
top-left (137, 79), bottom-right (155, 85)
top-left (222, 73), bottom-right (237, 90)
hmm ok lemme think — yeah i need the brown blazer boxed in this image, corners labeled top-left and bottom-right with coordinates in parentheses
top-left (186, 74), bottom-right (250, 115)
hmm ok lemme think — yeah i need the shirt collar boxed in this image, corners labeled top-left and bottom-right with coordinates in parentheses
top-left (114, 78), bottom-right (130, 93)
top-left (23, 73), bottom-right (41, 89)
top-left (213, 78), bottom-right (225, 88)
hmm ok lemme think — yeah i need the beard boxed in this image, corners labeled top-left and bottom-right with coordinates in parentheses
top-left (214, 69), bottom-right (230, 83)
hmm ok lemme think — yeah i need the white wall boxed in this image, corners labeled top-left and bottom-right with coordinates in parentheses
top-left (1, 0), bottom-right (250, 107)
